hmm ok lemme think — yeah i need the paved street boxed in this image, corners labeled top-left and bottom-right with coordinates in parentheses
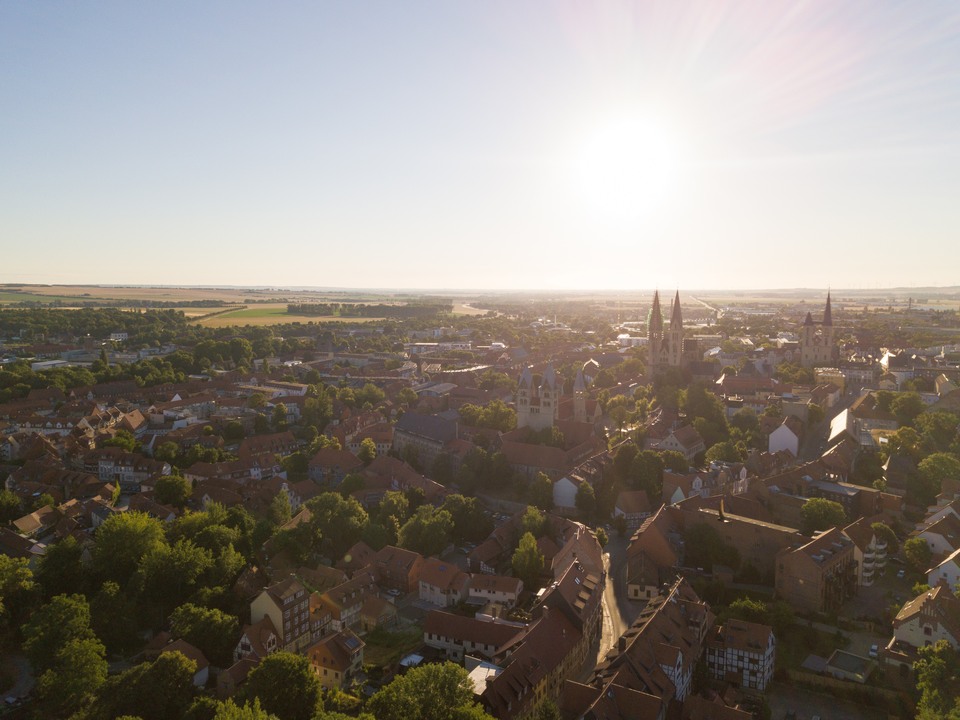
top-left (589, 532), bottom-right (640, 674)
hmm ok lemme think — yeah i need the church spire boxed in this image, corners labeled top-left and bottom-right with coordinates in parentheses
top-left (670, 290), bottom-right (683, 329)
top-left (823, 291), bottom-right (833, 326)
top-left (649, 290), bottom-right (663, 333)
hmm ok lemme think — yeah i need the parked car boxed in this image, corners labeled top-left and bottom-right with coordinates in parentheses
top-left (897, 569), bottom-right (906, 579)
top-left (869, 644), bottom-right (879, 658)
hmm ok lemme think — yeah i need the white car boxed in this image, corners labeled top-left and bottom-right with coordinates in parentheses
top-left (897, 569), bottom-right (906, 579)
top-left (869, 644), bottom-right (879, 658)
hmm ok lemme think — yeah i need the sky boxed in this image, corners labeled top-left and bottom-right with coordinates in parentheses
top-left (2, 1), bottom-right (960, 291)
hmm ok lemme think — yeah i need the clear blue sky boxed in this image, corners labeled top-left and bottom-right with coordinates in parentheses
top-left (2, 1), bottom-right (959, 290)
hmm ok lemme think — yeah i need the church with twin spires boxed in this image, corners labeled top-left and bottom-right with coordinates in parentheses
top-left (648, 290), bottom-right (686, 374)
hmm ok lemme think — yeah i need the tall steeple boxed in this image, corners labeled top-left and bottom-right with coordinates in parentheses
top-left (823, 291), bottom-right (833, 326)
top-left (670, 290), bottom-right (683, 329)
top-left (649, 290), bottom-right (663, 333)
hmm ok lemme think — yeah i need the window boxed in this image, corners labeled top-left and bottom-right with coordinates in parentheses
top-left (924, 626), bottom-right (933, 636)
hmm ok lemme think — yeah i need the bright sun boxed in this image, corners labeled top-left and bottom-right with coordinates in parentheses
top-left (576, 114), bottom-right (685, 222)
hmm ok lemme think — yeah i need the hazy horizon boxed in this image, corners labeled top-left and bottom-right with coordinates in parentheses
top-left (3, 2), bottom-right (960, 290)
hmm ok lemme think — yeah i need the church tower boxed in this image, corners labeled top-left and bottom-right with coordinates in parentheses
top-left (516, 364), bottom-right (560, 431)
top-left (800, 292), bottom-right (836, 368)
top-left (573, 369), bottom-right (587, 423)
top-left (648, 290), bottom-right (685, 374)
top-left (648, 290), bottom-right (665, 372)
top-left (667, 290), bottom-right (684, 368)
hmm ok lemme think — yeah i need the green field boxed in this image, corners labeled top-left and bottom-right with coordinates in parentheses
top-left (0, 290), bottom-right (105, 304)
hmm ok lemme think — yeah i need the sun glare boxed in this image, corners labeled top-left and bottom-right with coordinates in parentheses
top-left (576, 114), bottom-right (685, 222)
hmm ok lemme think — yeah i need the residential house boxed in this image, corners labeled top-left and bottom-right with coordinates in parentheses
top-left (250, 576), bottom-right (313, 652)
top-left (706, 620), bottom-right (776, 691)
top-left (307, 447), bottom-right (363, 486)
top-left (768, 416), bottom-right (803, 457)
top-left (467, 574), bottom-right (523, 608)
top-left (424, 611), bottom-right (526, 662)
top-left (886, 584), bottom-right (960, 675)
top-left (306, 630), bottom-right (364, 690)
top-left (928, 548), bottom-right (960, 591)
top-left (654, 425), bottom-right (705, 463)
top-left (917, 514), bottom-right (960, 559)
top-left (418, 557), bottom-right (470, 607)
top-left (613, 490), bottom-right (652, 531)
top-left (233, 616), bottom-right (279, 664)
top-left (369, 545), bottom-right (425, 594)
top-left (315, 571), bottom-right (379, 632)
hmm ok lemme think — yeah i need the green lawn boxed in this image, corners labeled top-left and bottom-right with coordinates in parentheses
top-left (362, 626), bottom-right (423, 669)
top-left (778, 623), bottom-right (849, 671)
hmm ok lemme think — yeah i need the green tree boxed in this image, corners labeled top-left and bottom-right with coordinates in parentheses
top-left (35, 534), bottom-right (85, 599)
top-left (214, 699), bottom-right (280, 720)
top-left (93, 511), bottom-right (166, 586)
top-left (520, 505), bottom-right (547, 538)
top-left (891, 391), bottom-right (926, 427)
top-left (441, 494), bottom-right (493, 544)
top-left (156, 474), bottom-right (193, 508)
top-left (23, 593), bottom-right (96, 673)
top-left (339, 472), bottom-right (366, 498)
top-left (102, 428), bottom-right (137, 452)
top-left (358, 437), bottom-right (377, 465)
top-left (305, 492), bottom-right (370, 559)
top-left (629, 450), bottom-right (664, 498)
top-left (512, 532), bottom-right (545, 589)
top-left (905, 536), bottom-right (934, 572)
top-left (170, 602), bottom-right (240, 668)
top-left (916, 453), bottom-right (960, 507)
top-left (35, 636), bottom-right (108, 717)
top-left (0, 488), bottom-right (22, 523)
top-left (136, 538), bottom-right (214, 615)
top-left (528, 472), bottom-right (554, 511)
top-left (595, 526), bottom-right (608, 548)
top-left (272, 403), bottom-right (289, 431)
top-left (800, 498), bottom-right (847, 534)
top-left (91, 580), bottom-right (140, 656)
top-left (914, 640), bottom-right (960, 720)
top-left (398, 387), bottom-right (419, 406)
top-left (704, 440), bottom-right (743, 464)
top-left (0, 555), bottom-right (33, 628)
top-left (242, 652), bottom-right (323, 720)
top-left (367, 661), bottom-right (493, 720)
top-left (576, 481), bottom-right (596, 519)
top-left (398, 505), bottom-right (454, 556)
top-left (377, 490), bottom-right (410, 528)
top-left (269, 489), bottom-right (293, 527)
top-left (155, 440), bottom-right (181, 465)
top-left (660, 450), bottom-right (689, 473)
top-left (87, 650), bottom-right (199, 720)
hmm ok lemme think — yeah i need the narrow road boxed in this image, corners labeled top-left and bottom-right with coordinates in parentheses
top-left (587, 533), bottom-right (639, 677)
